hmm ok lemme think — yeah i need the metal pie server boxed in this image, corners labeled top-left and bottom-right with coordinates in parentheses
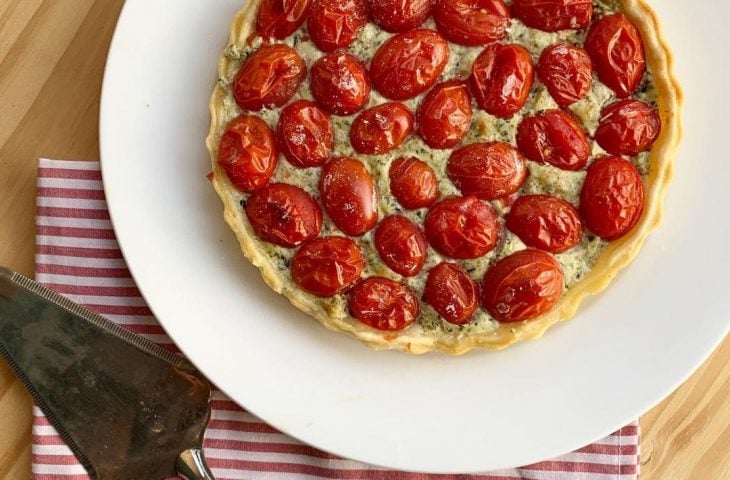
top-left (0, 267), bottom-right (216, 480)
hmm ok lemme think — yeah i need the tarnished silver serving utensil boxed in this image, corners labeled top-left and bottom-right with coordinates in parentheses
top-left (0, 266), bottom-right (216, 480)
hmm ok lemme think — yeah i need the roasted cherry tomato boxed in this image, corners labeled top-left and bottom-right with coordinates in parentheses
top-left (218, 115), bottom-right (278, 192)
top-left (481, 249), bottom-right (564, 323)
top-left (580, 156), bottom-right (644, 240)
top-left (367, 0), bottom-right (433, 33)
top-left (307, 0), bottom-right (368, 52)
top-left (469, 43), bottom-right (534, 118)
top-left (516, 110), bottom-right (590, 171)
top-left (256, 0), bottom-right (312, 39)
top-left (434, 0), bottom-right (511, 46)
top-left (424, 262), bottom-right (479, 325)
top-left (310, 52), bottom-right (371, 116)
top-left (374, 215), bottom-right (427, 277)
top-left (537, 44), bottom-right (593, 108)
top-left (350, 102), bottom-right (414, 155)
top-left (417, 80), bottom-right (473, 149)
top-left (505, 195), bottom-right (583, 253)
top-left (320, 157), bottom-right (379, 236)
top-left (585, 13), bottom-right (646, 98)
top-left (348, 277), bottom-right (419, 331)
top-left (511, 0), bottom-right (592, 32)
top-left (595, 100), bottom-right (661, 156)
top-left (292, 236), bottom-right (365, 297)
top-left (277, 100), bottom-right (333, 168)
top-left (425, 196), bottom-right (499, 259)
top-left (233, 44), bottom-right (306, 111)
top-left (447, 142), bottom-right (528, 200)
top-left (389, 157), bottom-right (439, 209)
top-left (371, 29), bottom-right (450, 100)
top-left (245, 183), bottom-right (323, 248)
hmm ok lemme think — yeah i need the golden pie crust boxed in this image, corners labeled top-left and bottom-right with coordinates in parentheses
top-left (206, 0), bottom-right (682, 354)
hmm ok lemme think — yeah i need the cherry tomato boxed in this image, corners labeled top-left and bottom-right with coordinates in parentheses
top-left (447, 142), bottom-right (528, 200)
top-left (425, 196), bottom-right (499, 259)
top-left (320, 157), bottom-right (379, 236)
top-left (469, 43), bottom-right (534, 118)
top-left (310, 53), bottom-right (371, 116)
top-left (389, 157), bottom-right (439, 209)
top-left (218, 115), bottom-right (278, 192)
top-left (256, 0), bottom-right (312, 39)
top-left (481, 249), bottom-right (564, 323)
top-left (292, 236), bottom-right (365, 297)
top-left (424, 262), bottom-right (479, 325)
top-left (374, 215), bottom-right (427, 277)
top-left (511, 0), bottom-right (592, 32)
top-left (348, 277), bottom-right (419, 331)
top-left (367, 0), bottom-right (433, 33)
top-left (371, 29), bottom-right (450, 100)
top-left (233, 44), bottom-right (306, 111)
top-left (580, 156), bottom-right (644, 240)
top-left (245, 183), bottom-right (323, 247)
top-left (417, 80), bottom-right (473, 149)
top-left (350, 103), bottom-right (414, 155)
top-left (537, 44), bottom-right (593, 108)
top-left (277, 100), bottom-right (333, 168)
top-left (307, 0), bottom-right (368, 52)
top-left (516, 110), bottom-right (590, 171)
top-left (505, 195), bottom-right (583, 253)
top-left (595, 100), bottom-right (661, 156)
top-left (434, 0), bottom-right (511, 46)
top-left (585, 13), bottom-right (646, 98)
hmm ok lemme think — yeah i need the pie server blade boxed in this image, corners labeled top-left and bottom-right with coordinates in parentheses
top-left (0, 267), bottom-right (216, 480)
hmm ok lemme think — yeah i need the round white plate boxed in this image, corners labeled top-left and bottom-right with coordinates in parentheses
top-left (100, 0), bottom-right (730, 473)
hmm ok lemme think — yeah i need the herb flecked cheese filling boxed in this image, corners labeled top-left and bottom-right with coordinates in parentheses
top-left (215, 0), bottom-right (658, 337)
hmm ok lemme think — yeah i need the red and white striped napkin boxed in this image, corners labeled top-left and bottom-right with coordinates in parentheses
top-left (32, 159), bottom-right (640, 479)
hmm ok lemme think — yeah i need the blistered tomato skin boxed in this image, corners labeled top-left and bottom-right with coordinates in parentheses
top-left (417, 80), bottom-right (473, 149)
top-left (469, 43), bottom-right (535, 118)
top-left (481, 249), bottom-right (564, 323)
top-left (310, 53), bottom-right (371, 116)
top-left (233, 44), bottom-right (306, 111)
top-left (277, 100), bottom-right (334, 168)
top-left (292, 237), bottom-right (365, 297)
top-left (367, 0), bottom-right (433, 33)
top-left (447, 142), bottom-right (528, 200)
top-left (218, 115), bottom-right (278, 193)
top-left (585, 13), bottom-right (646, 98)
top-left (320, 157), bottom-right (379, 236)
top-left (350, 103), bottom-right (414, 155)
top-left (424, 262), bottom-right (479, 325)
top-left (425, 196), bottom-right (500, 259)
top-left (516, 110), bottom-right (590, 171)
top-left (389, 157), bottom-right (440, 209)
top-left (506, 195), bottom-right (583, 253)
top-left (371, 29), bottom-right (450, 100)
top-left (595, 100), bottom-right (661, 156)
top-left (433, 0), bottom-right (511, 46)
top-left (537, 44), bottom-right (593, 108)
top-left (307, 0), bottom-right (368, 52)
top-left (245, 183), bottom-right (323, 248)
top-left (512, 0), bottom-right (592, 32)
top-left (374, 215), bottom-right (428, 277)
top-left (348, 277), bottom-right (419, 331)
top-left (256, 0), bottom-right (312, 40)
top-left (580, 156), bottom-right (645, 241)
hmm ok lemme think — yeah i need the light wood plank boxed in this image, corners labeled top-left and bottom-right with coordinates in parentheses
top-left (0, 1), bottom-right (726, 479)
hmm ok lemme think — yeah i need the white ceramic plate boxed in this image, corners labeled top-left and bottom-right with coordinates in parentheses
top-left (100, 0), bottom-right (730, 473)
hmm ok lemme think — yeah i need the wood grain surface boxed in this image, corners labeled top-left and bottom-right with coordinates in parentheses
top-left (0, 1), bottom-right (727, 479)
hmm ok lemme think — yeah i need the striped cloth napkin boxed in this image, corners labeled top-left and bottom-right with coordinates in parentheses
top-left (32, 159), bottom-right (640, 479)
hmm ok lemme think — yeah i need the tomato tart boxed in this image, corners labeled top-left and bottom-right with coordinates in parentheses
top-left (206, 0), bottom-right (681, 354)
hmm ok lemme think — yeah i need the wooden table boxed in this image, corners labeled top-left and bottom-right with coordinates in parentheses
top-left (0, 1), bottom-right (728, 478)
